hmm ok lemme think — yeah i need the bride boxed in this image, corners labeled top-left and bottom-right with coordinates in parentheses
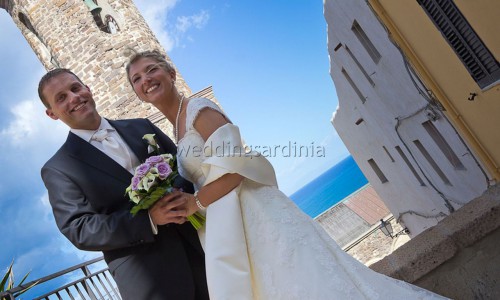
top-left (126, 50), bottom-right (449, 299)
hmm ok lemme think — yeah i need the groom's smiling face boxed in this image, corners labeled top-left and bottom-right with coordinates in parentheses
top-left (43, 73), bottom-right (100, 130)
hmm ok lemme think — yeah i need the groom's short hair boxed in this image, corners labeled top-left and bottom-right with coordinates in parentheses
top-left (38, 68), bottom-right (84, 108)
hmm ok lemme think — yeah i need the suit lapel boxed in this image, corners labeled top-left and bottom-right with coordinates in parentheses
top-left (110, 120), bottom-right (150, 163)
top-left (65, 132), bottom-right (132, 185)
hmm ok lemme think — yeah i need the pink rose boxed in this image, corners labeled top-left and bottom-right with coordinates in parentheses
top-left (156, 162), bottom-right (172, 180)
top-left (145, 155), bottom-right (164, 165)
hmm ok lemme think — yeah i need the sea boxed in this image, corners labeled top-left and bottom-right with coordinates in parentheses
top-left (290, 155), bottom-right (369, 218)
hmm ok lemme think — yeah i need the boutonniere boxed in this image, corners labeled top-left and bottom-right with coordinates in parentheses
top-left (143, 133), bottom-right (160, 155)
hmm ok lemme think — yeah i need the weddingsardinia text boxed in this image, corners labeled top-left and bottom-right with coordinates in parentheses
top-left (177, 141), bottom-right (326, 158)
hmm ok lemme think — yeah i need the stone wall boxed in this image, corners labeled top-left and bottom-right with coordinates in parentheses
top-left (316, 203), bottom-right (370, 247)
top-left (344, 217), bottom-right (409, 265)
top-left (5, 0), bottom-right (195, 138)
top-left (315, 185), bottom-right (409, 257)
top-left (370, 184), bottom-right (500, 299)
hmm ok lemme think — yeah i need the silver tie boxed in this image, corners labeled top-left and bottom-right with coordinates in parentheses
top-left (91, 129), bottom-right (133, 173)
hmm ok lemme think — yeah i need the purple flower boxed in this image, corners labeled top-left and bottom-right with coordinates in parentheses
top-left (145, 155), bottom-right (164, 165)
top-left (156, 162), bottom-right (172, 180)
top-left (131, 176), bottom-right (141, 191)
top-left (135, 163), bottom-right (151, 177)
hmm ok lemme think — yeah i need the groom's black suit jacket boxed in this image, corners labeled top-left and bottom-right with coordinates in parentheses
top-left (41, 118), bottom-right (208, 300)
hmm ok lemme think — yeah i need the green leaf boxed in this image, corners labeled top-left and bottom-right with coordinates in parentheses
top-left (17, 271), bottom-right (30, 286)
top-left (0, 261), bottom-right (13, 292)
top-left (13, 279), bottom-right (39, 297)
top-left (0, 260), bottom-right (38, 296)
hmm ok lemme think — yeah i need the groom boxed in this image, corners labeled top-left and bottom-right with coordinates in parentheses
top-left (39, 68), bottom-right (209, 299)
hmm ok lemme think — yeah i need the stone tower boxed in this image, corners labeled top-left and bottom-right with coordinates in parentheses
top-left (0, 0), bottom-right (207, 137)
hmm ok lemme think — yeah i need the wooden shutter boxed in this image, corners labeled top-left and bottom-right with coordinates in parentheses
top-left (418, 0), bottom-right (500, 88)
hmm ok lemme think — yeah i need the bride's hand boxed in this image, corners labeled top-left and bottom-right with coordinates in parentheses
top-left (149, 190), bottom-right (189, 225)
top-left (185, 193), bottom-right (200, 217)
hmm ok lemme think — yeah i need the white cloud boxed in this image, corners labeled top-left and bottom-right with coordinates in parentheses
top-left (176, 10), bottom-right (210, 33)
top-left (2, 101), bottom-right (39, 144)
top-left (40, 192), bottom-right (53, 219)
top-left (0, 99), bottom-right (67, 149)
top-left (134, 1), bottom-right (210, 51)
top-left (134, 0), bottom-right (178, 51)
top-left (58, 239), bottom-right (101, 262)
top-left (9, 194), bottom-right (56, 238)
top-left (13, 237), bottom-right (95, 280)
top-left (14, 243), bottom-right (59, 273)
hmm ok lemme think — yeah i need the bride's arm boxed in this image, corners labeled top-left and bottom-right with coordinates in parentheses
top-left (186, 108), bottom-right (244, 215)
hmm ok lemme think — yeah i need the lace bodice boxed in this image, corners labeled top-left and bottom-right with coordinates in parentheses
top-left (177, 98), bottom-right (227, 189)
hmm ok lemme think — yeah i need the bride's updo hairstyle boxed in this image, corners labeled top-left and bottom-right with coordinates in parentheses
top-left (125, 49), bottom-right (176, 86)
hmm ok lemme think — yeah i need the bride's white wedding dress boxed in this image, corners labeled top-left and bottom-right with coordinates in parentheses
top-left (177, 98), bottom-right (448, 300)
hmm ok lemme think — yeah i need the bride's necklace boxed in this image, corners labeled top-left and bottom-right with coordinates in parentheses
top-left (175, 94), bottom-right (185, 143)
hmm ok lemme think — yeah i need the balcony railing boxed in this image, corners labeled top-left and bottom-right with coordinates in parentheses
top-left (0, 257), bottom-right (121, 300)
top-left (1, 202), bottom-right (395, 299)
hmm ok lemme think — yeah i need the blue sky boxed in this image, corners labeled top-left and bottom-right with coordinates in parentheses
top-left (0, 0), bottom-right (349, 294)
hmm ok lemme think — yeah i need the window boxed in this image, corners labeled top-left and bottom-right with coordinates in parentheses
top-left (413, 140), bottom-right (452, 185)
top-left (351, 20), bottom-right (381, 64)
top-left (342, 68), bottom-right (366, 103)
top-left (395, 146), bottom-right (426, 186)
top-left (18, 12), bottom-right (39, 37)
top-left (418, 0), bottom-right (500, 88)
top-left (383, 146), bottom-right (395, 162)
top-left (345, 45), bottom-right (375, 86)
top-left (83, 0), bottom-right (121, 34)
top-left (422, 121), bottom-right (465, 170)
top-left (18, 11), bottom-right (55, 67)
top-left (367, 159), bottom-right (388, 183)
top-left (104, 15), bottom-right (120, 33)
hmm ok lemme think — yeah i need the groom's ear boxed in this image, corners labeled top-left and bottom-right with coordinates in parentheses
top-left (46, 108), bottom-right (59, 120)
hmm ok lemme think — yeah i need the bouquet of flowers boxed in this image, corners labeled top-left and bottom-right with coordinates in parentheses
top-left (125, 134), bottom-right (205, 230)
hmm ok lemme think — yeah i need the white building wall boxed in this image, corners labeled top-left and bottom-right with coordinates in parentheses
top-left (324, 0), bottom-right (489, 235)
